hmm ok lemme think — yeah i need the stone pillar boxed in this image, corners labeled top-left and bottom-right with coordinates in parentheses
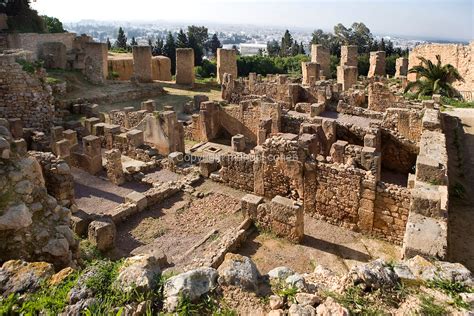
top-left (368, 51), bottom-right (386, 78)
top-left (141, 99), bottom-right (156, 112)
top-left (104, 149), bottom-right (125, 185)
top-left (311, 44), bottom-right (330, 78)
top-left (302, 62), bottom-right (320, 85)
top-left (329, 140), bottom-right (348, 163)
top-left (176, 48), bottom-right (195, 85)
top-left (395, 57), bottom-right (408, 78)
top-left (337, 66), bottom-right (358, 91)
top-left (340, 45), bottom-right (358, 67)
top-left (217, 48), bottom-right (238, 84)
top-left (84, 42), bottom-right (108, 84)
top-left (82, 135), bottom-right (102, 175)
top-left (231, 134), bottom-right (246, 152)
top-left (132, 46), bottom-right (153, 83)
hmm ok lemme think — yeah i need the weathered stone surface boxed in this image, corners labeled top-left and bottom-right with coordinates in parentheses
top-left (217, 253), bottom-right (260, 291)
top-left (163, 267), bottom-right (218, 311)
top-left (346, 259), bottom-right (399, 290)
top-left (88, 219), bottom-right (116, 251)
top-left (114, 253), bottom-right (162, 292)
top-left (0, 260), bottom-right (54, 295)
top-left (289, 303), bottom-right (316, 316)
top-left (316, 297), bottom-right (349, 316)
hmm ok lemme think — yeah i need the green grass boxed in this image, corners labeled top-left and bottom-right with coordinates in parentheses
top-left (0, 272), bottom-right (80, 315)
top-left (427, 278), bottom-right (473, 309)
top-left (441, 96), bottom-right (474, 108)
top-left (418, 295), bottom-right (448, 315)
top-left (46, 76), bottom-right (63, 85)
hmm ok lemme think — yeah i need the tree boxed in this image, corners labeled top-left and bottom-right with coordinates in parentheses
top-left (148, 38), bottom-right (152, 47)
top-left (153, 38), bottom-right (164, 56)
top-left (267, 40), bottom-right (280, 57)
top-left (115, 27), bottom-right (128, 50)
top-left (176, 29), bottom-right (188, 48)
top-left (130, 37), bottom-right (138, 47)
top-left (280, 30), bottom-right (294, 57)
top-left (106, 38), bottom-right (111, 50)
top-left (163, 31), bottom-right (176, 74)
top-left (3, 0), bottom-right (46, 33)
top-left (188, 33), bottom-right (204, 65)
top-left (42, 16), bottom-right (65, 33)
top-left (209, 33), bottom-right (222, 57)
top-left (187, 25), bottom-right (208, 48)
top-left (298, 41), bottom-right (305, 55)
top-left (405, 55), bottom-right (463, 97)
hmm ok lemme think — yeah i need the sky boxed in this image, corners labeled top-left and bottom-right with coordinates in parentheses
top-left (31, 0), bottom-right (474, 41)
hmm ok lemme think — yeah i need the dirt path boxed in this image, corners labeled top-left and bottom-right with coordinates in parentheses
top-left (445, 108), bottom-right (474, 271)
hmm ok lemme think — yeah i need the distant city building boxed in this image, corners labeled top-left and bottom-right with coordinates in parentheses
top-left (238, 43), bottom-right (267, 56)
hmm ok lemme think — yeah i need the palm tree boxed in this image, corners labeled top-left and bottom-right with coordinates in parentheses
top-left (405, 55), bottom-right (463, 97)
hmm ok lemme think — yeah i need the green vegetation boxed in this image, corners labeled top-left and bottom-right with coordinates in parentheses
top-left (42, 15), bottom-right (65, 33)
top-left (46, 76), bottom-right (63, 85)
top-left (405, 55), bottom-right (463, 98)
top-left (427, 278), bottom-right (473, 309)
top-left (418, 295), bottom-right (448, 315)
top-left (195, 59), bottom-right (217, 79)
top-left (16, 58), bottom-right (43, 74)
top-left (441, 96), bottom-right (474, 108)
top-left (237, 54), bottom-right (309, 77)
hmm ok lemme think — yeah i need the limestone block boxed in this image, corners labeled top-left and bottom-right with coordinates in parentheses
top-left (231, 134), bottom-right (246, 152)
top-left (71, 210), bottom-right (91, 237)
top-left (126, 192), bottom-right (148, 212)
top-left (395, 57), bottom-right (408, 78)
top-left (88, 219), bottom-right (116, 251)
top-left (141, 100), bottom-right (156, 112)
top-left (340, 45), bottom-right (358, 67)
top-left (241, 194), bottom-right (264, 219)
top-left (311, 44), bottom-right (330, 78)
top-left (151, 56), bottom-right (172, 81)
top-left (12, 139), bottom-right (27, 156)
top-left (126, 129), bottom-right (144, 147)
top-left (193, 95), bottom-right (209, 111)
top-left (8, 118), bottom-right (23, 139)
top-left (310, 102), bottom-right (325, 117)
top-left (168, 152), bottom-right (183, 165)
top-left (337, 66), bottom-right (358, 91)
top-left (402, 213), bottom-right (447, 260)
top-left (368, 51), bottom-right (386, 78)
top-left (62, 129), bottom-right (78, 148)
top-left (84, 117), bottom-right (101, 135)
top-left (422, 108), bottom-right (441, 131)
top-left (217, 48), bottom-right (238, 84)
top-left (176, 48), bottom-right (194, 85)
top-left (415, 155), bottom-right (447, 185)
top-left (410, 186), bottom-right (443, 218)
top-left (132, 46), bottom-right (153, 83)
top-left (302, 62), bottom-right (320, 85)
top-left (329, 140), bottom-right (348, 163)
top-left (199, 158), bottom-right (219, 178)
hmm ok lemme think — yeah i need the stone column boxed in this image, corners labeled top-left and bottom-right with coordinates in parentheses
top-left (302, 62), bottom-right (320, 85)
top-left (132, 46), bottom-right (153, 83)
top-left (311, 44), bottom-right (330, 78)
top-left (217, 48), bottom-right (238, 84)
top-left (368, 51), bottom-right (386, 78)
top-left (82, 135), bottom-right (102, 175)
top-left (176, 48), bottom-right (195, 85)
top-left (395, 57), bottom-right (408, 78)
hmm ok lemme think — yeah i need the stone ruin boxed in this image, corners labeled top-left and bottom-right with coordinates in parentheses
top-left (0, 39), bottom-right (472, 315)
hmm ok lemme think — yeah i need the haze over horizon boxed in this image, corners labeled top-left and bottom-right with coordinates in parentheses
top-left (31, 0), bottom-right (473, 41)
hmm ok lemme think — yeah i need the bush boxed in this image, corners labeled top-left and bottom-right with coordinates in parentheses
top-left (237, 54), bottom-right (309, 77)
top-left (7, 9), bottom-right (47, 33)
top-left (16, 58), bottom-right (43, 74)
top-left (195, 59), bottom-right (217, 79)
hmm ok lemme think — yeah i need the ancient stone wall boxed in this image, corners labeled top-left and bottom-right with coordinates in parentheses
top-left (408, 42), bottom-right (474, 93)
top-left (373, 182), bottom-right (410, 244)
top-left (220, 153), bottom-right (255, 192)
top-left (0, 133), bottom-right (75, 267)
top-left (304, 162), bottom-right (364, 230)
top-left (108, 56), bottom-right (134, 80)
top-left (395, 57), bottom-right (408, 78)
top-left (368, 81), bottom-right (406, 111)
top-left (217, 48), bottom-right (237, 84)
top-left (6, 32), bottom-right (76, 60)
top-left (0, 50), bottom-right (54, 132)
